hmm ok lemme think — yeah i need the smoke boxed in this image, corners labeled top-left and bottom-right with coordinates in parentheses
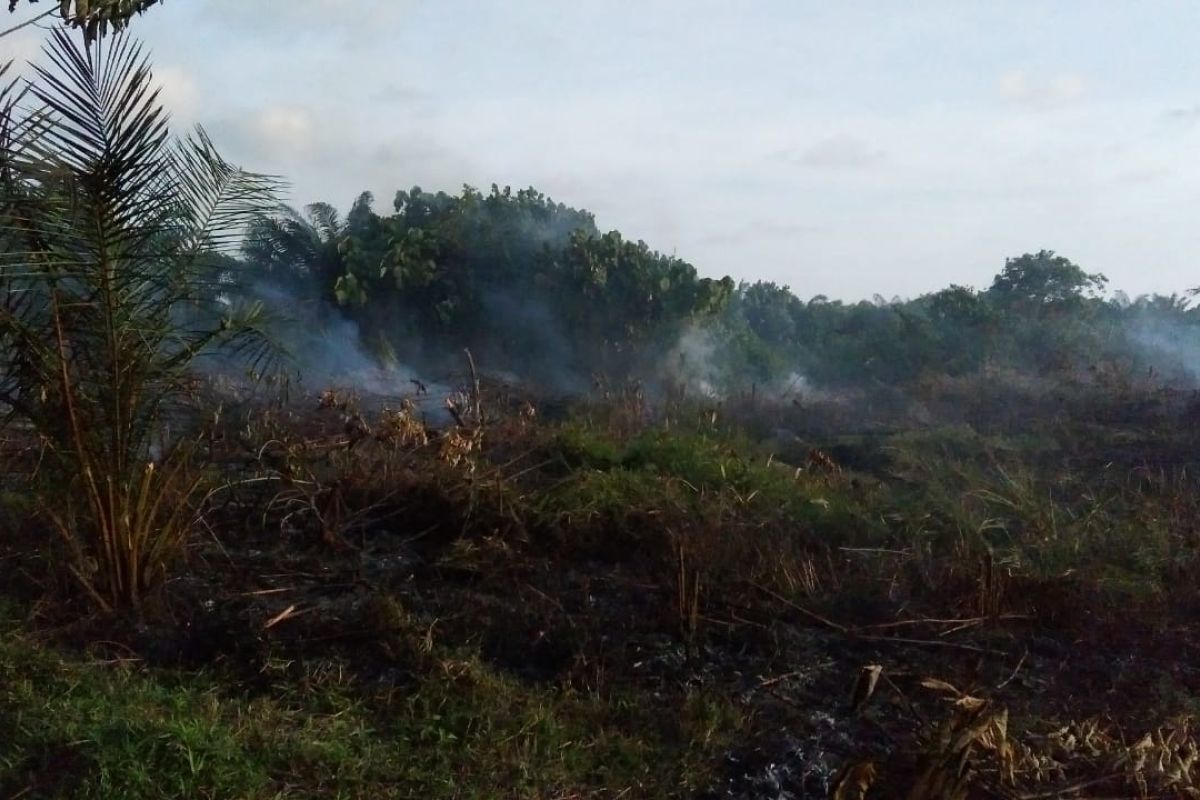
top-left (1126, 317), bottom-right (1200, 384)
top-left (665, 326), bottom-right (723, 397)
top-left (776, 372), bottom-right (835, 404)
top-left (663, 325), bottom-right (834, 404)
top-left (245, 279), bottom-right (454, 422)
top-left (475, 287), bottom-right (589, 395)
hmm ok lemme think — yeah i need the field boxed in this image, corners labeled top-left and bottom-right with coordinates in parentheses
top-left (4, 372), bottom-right (1200, 799)
top-left (7, 7), bottom-right (1200, 800)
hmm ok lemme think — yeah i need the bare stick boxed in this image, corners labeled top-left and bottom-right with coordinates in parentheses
top-left (68, 564), bottom-right (112, 614)
top-left (863, 614), bottom-right (1030, 631)
top-left (856, 634), bottom-right (1005, 656)
top-left (751, 580), bottom-right (848, 633)
top-left (0, 7), bottom-right (56, 39)
top-left (463, 347), bottom-right (482, 426)
top-left (996, 648), bottom-right (1029, 690)
top-left (263, 604), bottom-right (302, 630)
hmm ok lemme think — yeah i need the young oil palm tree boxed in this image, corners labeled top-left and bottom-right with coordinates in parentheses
top-left (242, 201), bottom-right (353, 302)
top-left (0, 30), bottom-right (283, 611)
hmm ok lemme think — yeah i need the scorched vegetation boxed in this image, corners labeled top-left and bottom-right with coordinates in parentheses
top-left (5, 24), bottom-right (1200, 800)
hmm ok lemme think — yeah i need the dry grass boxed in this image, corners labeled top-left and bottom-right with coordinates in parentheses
top-left (4, 375), bottom-right (1200, 796)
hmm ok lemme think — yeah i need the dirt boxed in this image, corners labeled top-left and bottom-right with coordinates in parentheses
top-left (18, 506), bottom-right (1185, 799)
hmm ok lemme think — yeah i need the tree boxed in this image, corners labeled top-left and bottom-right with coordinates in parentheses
top-left (0, 31), bottom-right (280, 610)
top-left (4, 1), bottom-right (162, 42)
top-left (547, 229), bottom-right (732, 376)
top-left (987, 250), bottom-right (1107, 308)
top-left (244, 201), bottom-right (359, 305)
top-left (923, 285), bottom-right (996, 375)
top-left (737, 282), bottom-right (802, 346)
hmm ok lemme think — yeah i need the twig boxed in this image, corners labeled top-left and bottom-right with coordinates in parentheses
top-left (881, 670), bottom-right (920, 718)
top-left (838, 546), bottom-right (912, 555)
top-left (856, 634), bottom-right (1006, 656)
top-left (263, 604), bottom-right (303, 629)
top-left (400, 522), bottom-right (441, 546)
top-left (500, 457), bottom-right (557, 484)
top-left (197, 515), bottom-right (236, 566)
top-left (751, 582), bottom-right (1016, 657)
top-left (463, 347), bottom-right (482, 426)
top-left (0, 6), bottom-right (56, 39)
top-left (729, 611), bottom-right (769, 629)
top-left (68, 564), bottom-right (112, 614)
top-left (86, 639), bottom-right (141, 660)
top-left (863, 614), bottom-right (1029, 631)
top-left (241, 587), bottom-right (298, 597)
top-left (523, 583), bottom-right (566, 612)
top-left (697, 613), bottom-right (737, 629)
top-left (996, 648), bottom-right (1028, 690)
top-left (940, 618), bottom-right (986, 636)
top-left (756, 670), bottom-right (805, 689)
top-left (750, 580), bottom-right (848, 633)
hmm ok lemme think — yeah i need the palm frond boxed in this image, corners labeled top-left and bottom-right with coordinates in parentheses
top-left (20, 29), bottom-right (172, 258)
top-left (306, 201), bottom-right (342, 242)
top-left (170, 126), bottom-right (285, 259)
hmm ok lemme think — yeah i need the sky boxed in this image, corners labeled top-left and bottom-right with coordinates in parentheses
top-left (5, 1), bottom-right (1200, 300)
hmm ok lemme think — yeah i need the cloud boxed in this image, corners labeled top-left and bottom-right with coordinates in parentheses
top-left (251, 107), bottom-right (315, 155)
top-left (201, 0), bottom-right (414, 39)
top-left (774, 134), bottom-right (885, 170)
top-left (206, 105), bottom-right (317, 178)
top-left (1164, 105), bottom-right (1200, 124)
top-left (152, 65), bottom-right (200, 122)
top-left (372, 83), bottom-right (428, 105)
top-left (700, 220), bottom-right (823, 247)
top-left (752, 220), bottom-right (825, 238)
top-left (998, 70), bottom-right (1086, 111)
top-left (1112, 166), bottom-right (1173, 185)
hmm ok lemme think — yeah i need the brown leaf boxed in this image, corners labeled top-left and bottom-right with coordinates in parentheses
top-left (920, 678), bottom-right (961, 696)
top-left (953, 695), bottom-right (988, 712)
top-left (830, 760), bottom-right (877, 800)
top-left (850, 664), bottom-right (884, 713)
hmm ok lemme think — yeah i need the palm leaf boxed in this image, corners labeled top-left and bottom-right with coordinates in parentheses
top-left (2, 29), bottom-right (286, 456)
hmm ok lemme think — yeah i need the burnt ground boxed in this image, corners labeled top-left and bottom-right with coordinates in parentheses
top-left (6, 387), bottom-right (1200, 798)
top-left (23, 514), bottom-right (1198, 798)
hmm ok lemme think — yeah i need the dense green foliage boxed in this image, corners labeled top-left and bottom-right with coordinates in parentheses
top-left (245, 187), bottom-right (734, 386)
top-left (242, 186), bottom-right (1200, 395)
top-left (707, 250), bottom-right (1193, 390)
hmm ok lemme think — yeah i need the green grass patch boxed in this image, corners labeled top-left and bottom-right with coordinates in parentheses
top-left (0, 633), bottom-right (743, 799)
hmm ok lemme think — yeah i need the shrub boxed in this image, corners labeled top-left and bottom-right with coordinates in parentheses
top-left (0, 33), bottom-right (281, 610)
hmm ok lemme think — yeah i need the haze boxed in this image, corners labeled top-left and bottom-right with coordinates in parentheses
top-left (8, 0), bottom-right (1200, 300)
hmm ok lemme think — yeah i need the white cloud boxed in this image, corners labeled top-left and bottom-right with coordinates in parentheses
top-left (252, 107), bottom-right (314, 154)
top-left (200, 0), bottom-right (414, 39)
top-left (1164, 104), bottom-right (1200, 124)
top-left (999, 70), bottom-right (1087, 111)
top-left (789, 134), bottom-right (885, 169)
top-left (152, 65), bottom-right (200, 122)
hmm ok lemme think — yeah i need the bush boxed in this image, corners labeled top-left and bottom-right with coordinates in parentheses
top-left (0, 34), bottom-right (280, 611)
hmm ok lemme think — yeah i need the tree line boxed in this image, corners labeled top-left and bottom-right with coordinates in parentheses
top-left (239, 190), bottom-right (1200, 394)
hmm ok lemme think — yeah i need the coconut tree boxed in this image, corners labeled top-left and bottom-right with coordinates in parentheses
top-left (0, 30), bottom-right (282, 611)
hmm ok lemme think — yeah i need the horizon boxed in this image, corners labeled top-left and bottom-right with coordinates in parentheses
top-left (6, 1), bottom-right (1200, 302)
